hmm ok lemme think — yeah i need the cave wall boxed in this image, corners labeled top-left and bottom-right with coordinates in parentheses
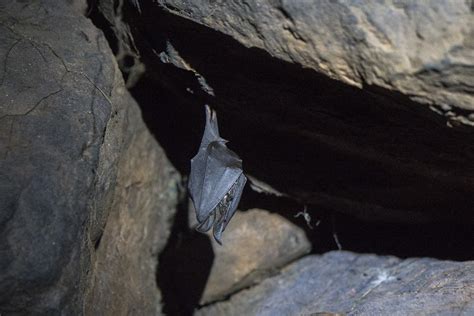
top-left (0, 0), bottom-right (473, 314)
top-left (0, 0), bottom-right (179, 313)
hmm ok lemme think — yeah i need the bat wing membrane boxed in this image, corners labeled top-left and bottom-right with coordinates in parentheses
top-left (189, 104), bottom-right (225, 214)
top-left (196, 141), bottom-right (243, 222)
top-left (213, 173), bottom-right (247, 243)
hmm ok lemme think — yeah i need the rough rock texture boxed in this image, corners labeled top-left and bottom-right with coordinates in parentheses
top-left (198, 209), bottom-right (311, 304)
top-left (158, 0), bottom-right (474, 125)
top-left (198, 251), bottom-right (474, 316)
top-left (0, 1), bottom-right (118, 313)
top-left (0, 0), bottom-right (178, 313)
top-left (85, 97), bottom-right (179, 315)
top-left (96, 0), bottom-right (146, 88)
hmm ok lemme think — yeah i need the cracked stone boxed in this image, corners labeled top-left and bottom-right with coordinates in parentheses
top-left (0, 0), bottom-right (179, 313)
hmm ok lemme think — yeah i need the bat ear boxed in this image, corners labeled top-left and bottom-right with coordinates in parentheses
top-left (205, 104), bottom-right (219, 132)
top-left (200, 105), bottom-right (221, 147)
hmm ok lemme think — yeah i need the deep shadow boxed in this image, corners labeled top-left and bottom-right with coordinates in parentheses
top-left (157, 190), bottom-right (214, 316)
top-left (126, 4), bottom-right (474, 224)
top-left (121, 5), bottom-right (474, 260)
top-left (239, 189), bottom-right (474, 261)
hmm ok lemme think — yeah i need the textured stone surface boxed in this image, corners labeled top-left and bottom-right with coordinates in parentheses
top-left (199, 208), bottom-right (310, 304)
top-left (198, 251), bottom-right (474, 316)
top-left (0, 0), bottom-right (178, 313)
top-left (85, 99), bottom-right (180, 315)
top-left (0, 1), bottom-right (119, 313)
top-left (97, 0), bottom-right (146, 88)
top-left (158, 0), bottom-right (474, 125)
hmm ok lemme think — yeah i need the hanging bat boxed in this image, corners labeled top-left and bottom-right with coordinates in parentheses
top-left (188, 105), bottom-right (247, 244)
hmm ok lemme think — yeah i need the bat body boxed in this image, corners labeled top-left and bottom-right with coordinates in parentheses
top-left (188, 105), bottom-right (247, 244)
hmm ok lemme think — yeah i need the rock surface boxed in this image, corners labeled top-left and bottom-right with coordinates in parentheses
top-left (197, 251), bottom-right (474, 316)
top-left (85, 97), bottom-right (179, 315)
top-left (199, 209), bottom-right (311, 304)
top-left (0, 0), bottom-right (178, 313)
top-left (158, 0), bottom-right (474, 125)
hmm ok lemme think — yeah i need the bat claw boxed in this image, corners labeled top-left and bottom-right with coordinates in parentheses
top-left (213, 232), bottom-right (223, 246)
top-left (195, 209), bottom-right (226, 245)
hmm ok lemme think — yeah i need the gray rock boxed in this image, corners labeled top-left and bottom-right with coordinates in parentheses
top-left (68, 0), bottom-right (89, 14)
top-left (198, 251), bottom-right (474, 316)
top-left (85, 97), bottom-right (180, 315)
top-left (97, 0), bottom-right (146, 88)
top-left (158, 0), bottom-right (474, 125)
top-left (0, 0), bottom-right (179, 313)
top-left (200, 209), bottom-right (311, 304)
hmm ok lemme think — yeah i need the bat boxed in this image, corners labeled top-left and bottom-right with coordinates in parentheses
top-left (188, 105), bottom-right (247, 244)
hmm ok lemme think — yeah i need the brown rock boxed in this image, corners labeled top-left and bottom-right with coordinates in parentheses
top-left (158, 0), bottom-right (474, 122)
top-left (198, 251), bottom-right (474, 316)
top-left (0, 1), bottom-right (180, 313)
top-left (84, 97), bottom-right (180, 315)
top-left (200, 209), bottom-right (311, 304)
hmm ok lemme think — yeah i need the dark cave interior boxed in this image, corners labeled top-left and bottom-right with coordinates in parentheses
top-left (88, 2), bottom-right (474, 314)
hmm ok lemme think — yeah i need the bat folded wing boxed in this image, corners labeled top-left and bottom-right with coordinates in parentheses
top-left (190, 141), bottom-right (243, 222)
top-left (188, 105), bottom-right (247, 244)
top-left (212, 172), bottom-right (247, 244)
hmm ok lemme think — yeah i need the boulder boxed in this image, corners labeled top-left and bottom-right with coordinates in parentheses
top-left (0, 0), bottom-right (179, 313)
top-left (85, 94), bottom-right (180, 315)
top-left (198, 251), bottom-right (474, 316)
top-left (158, 0), bottom-right (474, 122)
top-left (199, 208), bottom-right (310, 304)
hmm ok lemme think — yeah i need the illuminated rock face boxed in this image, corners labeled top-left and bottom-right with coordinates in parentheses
top-left (200, 209), bottom-right (311, 305)
top-left (0, 1), bottom-right (179, 314)
top-left (158, 0), bottom-right (474, 118)
top-left (197, 251), bottom-right (474, 316)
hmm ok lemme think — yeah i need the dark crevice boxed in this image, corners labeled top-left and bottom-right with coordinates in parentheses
top-left (93, 231), bottom-right (103, 250)
top-left (122, 4), bottom-right (474, 222)
top-left (87, 2), bottom-right (474, 315)
top-left (239, 190), bottom-right (474, 261)
top-left (157, 185), bottom-right (214, 316)
top-left (86, 0), bottom-right (120, 56)
top-left (124, 4), bottom-right (474, 223)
